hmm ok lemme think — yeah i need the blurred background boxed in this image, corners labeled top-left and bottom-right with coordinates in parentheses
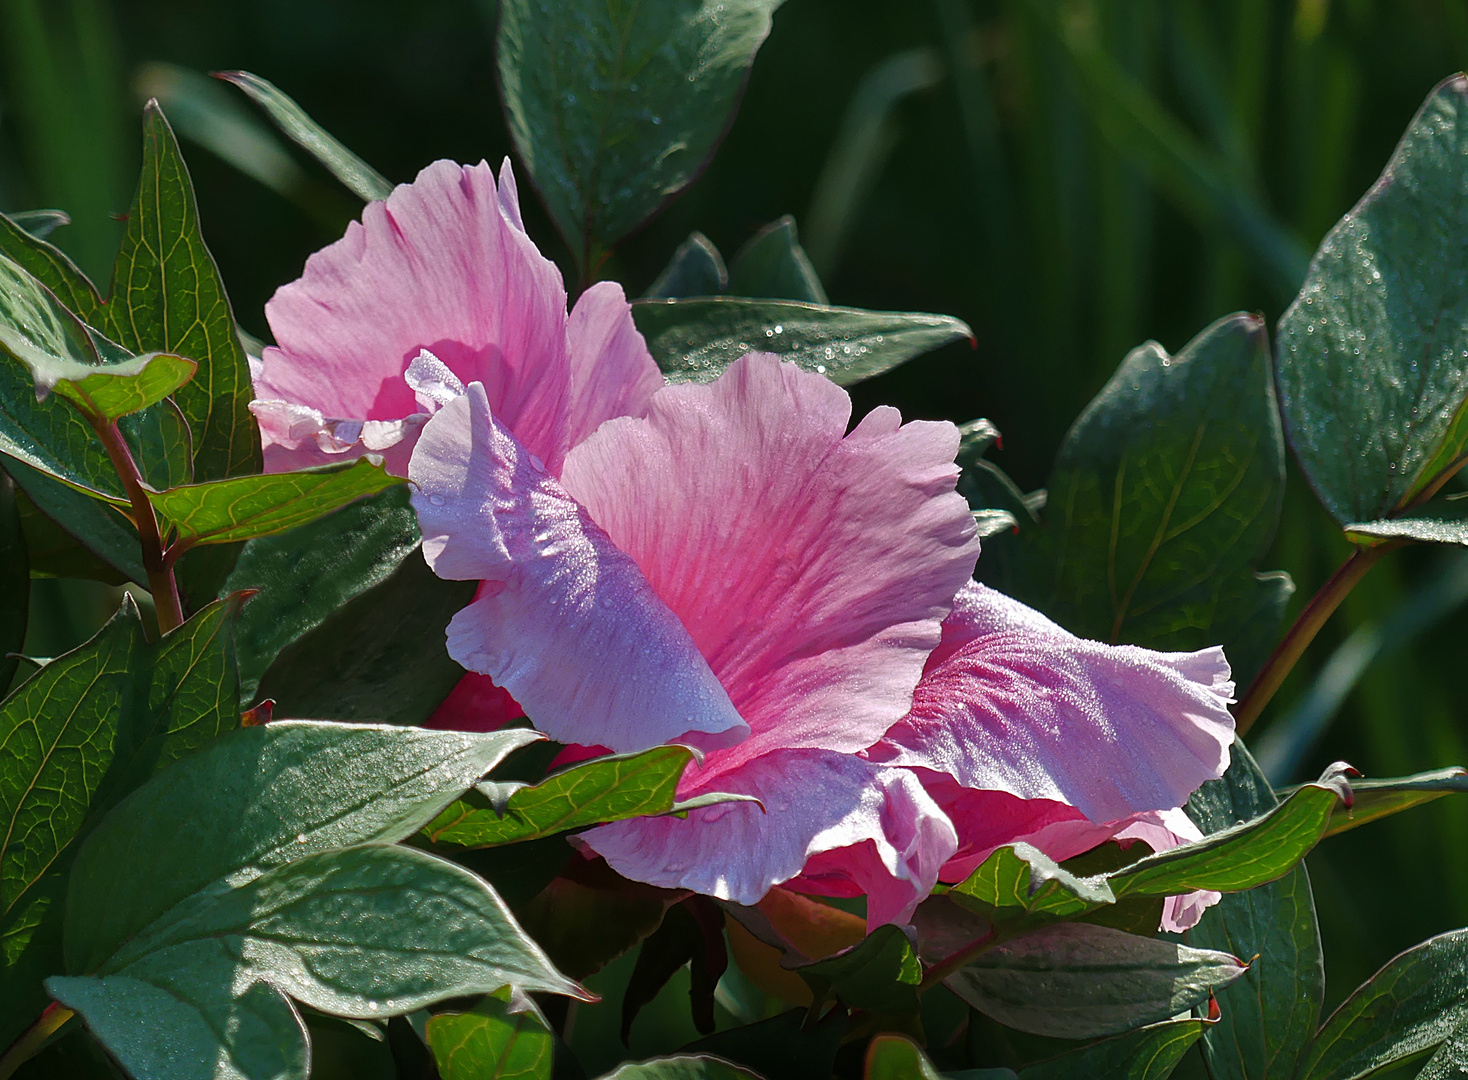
top-left (3, 0), bottom-right (1466, 1031)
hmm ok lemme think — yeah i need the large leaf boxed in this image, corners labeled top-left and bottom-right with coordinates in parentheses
top-left (224, 484), bottom-right (422, 699)
top-left (791, 923), bottom-right (921, 1015)
top-left (51, 352), bottom-right (196, 423)
top-left (215, 71), bottom-right (392, 202)
top-left (60, 720), bottom-right (540, 974)
top-left (0, 596), bottom-right (242, 1047)
top-left (0, 471), bottom-right (27, 696)
top-left (148, 457), bottom-right (402, 549)
top-left (497, 0), bottom-right (782, 272)
top-left (103, 102), bottom-right (261, 483)
top-left (604, 1057), bottom-right (766, 1079)
top-left (1294, 928), bottom-right (1468, 1080)
top-left (632, 298), bottom-right (972, 387)
top-left (253, 547), bottom-right (474, 725)
top-left (1019, 1019), bottom-right (1211, 1080)
top-left (424, 746), bottom-right (755, 848)
top-left (1276, 75), bottom-right (1468, 524)
top-left (1419, 1018), bottom-right (1468, 1080)
top-left (1027, 312), bottom-right (1289, 681)
top-left (1184, 740), bottom-right (1323, 1080)
top-left (942, 922), bottom-right (1245, 1039)
top-left (426, 990), bottom-right (554, 1080)
top-left (0, 211), bottom-right (106, 323)
top-left (1277, 767), bottom-right (1468, 839)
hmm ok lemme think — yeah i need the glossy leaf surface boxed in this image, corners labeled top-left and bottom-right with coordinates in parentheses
top-left (51, 352), bottom-right (195, 423)
top-left (1019, 1019), bottom-right (1211, 1080)
top-left (1276, 75), bottom-right (1468, 524)
top-left (632, 298), bottom-right (972, 386)
top-left (216, 70), bottom-right (393, 201)
top-left (1345, 498), bottom-right (1468, 546)
top-left (148, 457), bottom-right (401, 548)
top-left (943, 922), bottom-right (1245, 1039)
top-left (1184, 740), bottom-right (1323, 1080)
top-left (498, 0), bottom-right (781, 270)
top-left (1295, 928), bottom-right (1468, 1080)
top-left (1029, 312), bottom-right (1289, 682)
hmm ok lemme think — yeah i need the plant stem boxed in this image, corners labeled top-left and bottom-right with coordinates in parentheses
top-left (919, 927), bottom-right (999, 991)
top-left (0, 1004), bottom-right (73, 1079)
top-left (1233, 541), bottom-right (1396, 736)
top-left (92, 419), bottom-right (183, 634)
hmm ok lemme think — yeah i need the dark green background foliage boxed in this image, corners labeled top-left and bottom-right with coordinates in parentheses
top-left (10, 0), bottom-right (1468, 1076)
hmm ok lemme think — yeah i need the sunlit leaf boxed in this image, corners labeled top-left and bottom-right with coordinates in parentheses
top-left (426, 990), bottom-right (554, 1080)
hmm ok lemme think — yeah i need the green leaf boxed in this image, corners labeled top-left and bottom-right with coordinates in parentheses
top-left (253, 548), bottom-right (475, 725)
top-left (726, 217), bottom-right (828, 303)
top-left (1344, 497), bottom-right (1468, 546)
top-left (1419, 1017), bottom-right (1468, 1080)
top-left (48, 971), bottom-right (308, 1080)
top-left (646, 233), bottom-right (728, 299)
top-left (148, 457), bottom-right (402, 549)
top-left (426, 990), bottom-right (554, 1080)
top-left (498, 0), bottom-right (782, 273)
top-left (424, 746), bottom-right (756, 848)
top-left (216, 70), bottom-right (393, 203)
top-left (1312, 767), bottom-right (1468, 838)
top-left (793, 923), bottom-right (922, 1015)
top-left (2, 457), bottom-right (144, 584)
top-left (1294, 928), bottom-right (1468, 1080)
top-left (864, 1036), bottom-right (971, 1080)
top-left (51, 352), bottom-right (195, 423)
top-left (949, 843), bottom-right (1115, 924)
top-left (1027, 312), bottom-right (1289, 680)
top-left (623, 900), bottom-right (726, 1040)
top-left (8, 210), bottom-right (70, 240)
top-left (62, 719), bottom-right (540, 974)
top-left (0, 211), bottom-right (106, 323)
top-left (1184, 739), bottom-right (1323, 1080)
top-left (0, 470), bottom-right (27, 696)
top-left (632, 298), bottom-right (973, 386)
top-left (224, 484), bottom-right (422, 699)
top-left (1276, 75), bottom-right (1468, 525)
top-left (0, 595), bottom-right (243, 1046)
top-left (103, 102), bottom-right (261, 483)
top-left (0, 249), bottom-right (102, 381)
top-left (604, 1056), bottom-right (766, 1079)
top-left (942, 922), bottom-right (1246, 1039)
top-left (1018, 1019), bottom-right (1211, 1080)
top-left (683, 1007), bottom-right (845, 1080)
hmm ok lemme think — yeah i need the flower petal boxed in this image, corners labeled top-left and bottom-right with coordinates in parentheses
top-left (426, 673), bottom-right (524, 733)
top-left (581, 750), bottom-right (957, 925)
top-left (870, 582), bottom-right (1235, 823)
top-left (256, 159), bottom-right (660, 475)
top-left (410, 382), bottom-right (747, 753)
top-left (561, 353), bottom-right (979, 779)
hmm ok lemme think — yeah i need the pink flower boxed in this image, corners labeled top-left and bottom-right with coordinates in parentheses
top-left (409, 351), bottom-right (1237, 928)
top-left (248, 159), bottom-right (662, 477)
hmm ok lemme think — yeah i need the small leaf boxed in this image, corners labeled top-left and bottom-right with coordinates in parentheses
top-left (104, 102), bottom-right (261, 483)
top-left (949, 843), bottom-right (1114, 924)
top-left (224, 484), bottom-right (422, 700)
top-left (1345, 497), bottom-right (1468, 546)
top-left (646, 233), bottom-right (728, 299)
top-left (62, 720), bottom-right (541, 975)
top-left (792, 923), bottom-right (922, 1015)
top-left (0, 211), bottom-right (106, 323)
top-left (426, 990), bottom-right (554, 1080)
top-left (425, 746), bottom-right (753, 848)
top-left (943, 922), bottom-right (1246, 1039)
top-left (632, 298), bottom-right (973, 386)
top-left (1184, 739), bottom-right (1323, 1080)
top-left (1027, 312), bottom-right (1289, 684)
top-left (603, 1056), bottom-right (767, 1079)
top-left (148, 457), bottom-right (402, 548)
top-left (1294, 928), bottom-right (1468, 1080)
top-left (215, 71), bottom-right (393, 202)
top-left (1018, 1019), bottom-right (1211, 1080)
top-left (8, 210), bottom-right (70, 240)
top-left (2, 457), bottom-right (144, 584)
top-left (0, 471), bottom-right (28, 696)
top-left (1308, 767), bottom-right (1468, 838)
top-left (0, 250), bottom-right (102, 382)
top-left (252, 548), bottom-right (474, 725)
top-left (726, 217), bottom-right (828, 303)
top-left (498, 0), bottom-right (782, 273)
top-left (865, 1035), bottom-right (985, 1080)
top-left (1276, 75), bottom-right (1468, 524)
top-left (51, 352), bottom-right (196, 423)
top-left (623, 900), bottom-right (727, 1040)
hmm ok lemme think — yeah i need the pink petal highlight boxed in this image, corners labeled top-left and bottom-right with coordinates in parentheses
top-left (581, 750), bottom-right (957, 925)
top-left (409, 383), bottom-right (747, 754)
top-left (561, 353), bottom-right (980, 779)
top-left (255, 159), bottom-right (661, 474)
top-left (871, 581), bottom-right (1235, 823)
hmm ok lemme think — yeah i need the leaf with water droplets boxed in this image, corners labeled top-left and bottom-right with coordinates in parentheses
top-left (631, 297), bottom-right (972, 386)
top-left (498, 0), bottom-right (783, 275)
top-left (1277, 75), bottom-right (1468, 524)
top-left (1345, 494), bottom-right (1468, 546)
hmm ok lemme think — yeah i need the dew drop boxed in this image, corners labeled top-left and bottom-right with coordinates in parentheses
top-left (428, 493), bottom-right (446, 506)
